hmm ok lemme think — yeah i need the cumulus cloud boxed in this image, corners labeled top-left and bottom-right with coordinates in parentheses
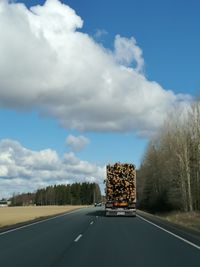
top-left (66, 134), bottom-right (90, 151)
top-left (0, 0), bottom-right (191, 135)
top-left (0, 139), bottom-right (105, 198)
top-left (113, 35), bottom-right (144, 71)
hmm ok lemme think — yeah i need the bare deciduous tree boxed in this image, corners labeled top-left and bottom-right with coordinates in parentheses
top-left (138, 102), bottom-right (200, 212)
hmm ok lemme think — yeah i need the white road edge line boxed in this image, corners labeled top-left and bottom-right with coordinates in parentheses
top-left (137, 214), bottom-right (200, 250)
top-left (74, 234), bottom-right (82, 242)
top-left (90, 221), bottom-right (94, 225)
top-left (0, 209), bottom-right (80, 236)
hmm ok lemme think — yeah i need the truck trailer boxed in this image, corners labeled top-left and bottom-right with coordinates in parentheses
top-left (105, 162), bottom-right (136, 216)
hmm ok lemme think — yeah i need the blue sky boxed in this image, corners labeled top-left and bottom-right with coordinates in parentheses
top-left (0, 0), bottom-right (199, 197)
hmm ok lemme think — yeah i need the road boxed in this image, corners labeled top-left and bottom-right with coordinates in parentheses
top-left (0, 207), bottom-right (199, 267)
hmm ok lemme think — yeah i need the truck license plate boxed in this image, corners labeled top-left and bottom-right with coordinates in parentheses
top-left (117, 211), bottom-right (125, 215)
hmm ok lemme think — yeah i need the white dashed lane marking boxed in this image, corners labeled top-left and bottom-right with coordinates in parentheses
top-left (74, 234), bottom-right (82, 242)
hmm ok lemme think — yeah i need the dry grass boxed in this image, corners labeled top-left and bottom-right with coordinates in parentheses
top-left (158, 211), bottom-right (200, 232)
top-left (0, 205), bottom-right (86, 227)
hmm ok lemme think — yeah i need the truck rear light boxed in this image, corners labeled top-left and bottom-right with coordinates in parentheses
top-left (114, 202), bottom-right (128, 207)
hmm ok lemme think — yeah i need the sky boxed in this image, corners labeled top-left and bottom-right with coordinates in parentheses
top-left (0, 0), bottom-right (200, 198)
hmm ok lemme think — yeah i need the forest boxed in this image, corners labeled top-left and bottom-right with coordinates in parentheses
top-left (137, 102), bottom-right (200, 213)
top-left (10, 182), bottom-right (101, 206)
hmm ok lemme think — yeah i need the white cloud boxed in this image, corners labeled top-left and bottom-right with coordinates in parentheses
top-left (66, 134), bottom-right (90, 151)
top-left (94, 29), bottom-right (108, 38)
top-left (64, 151), bottom-right (80, 165)
top-left (0, 139), bottom-right (105, 198)
top-left (0, 0), bottom-right (191, 135)
top-left (113, 34), bottom-right (144, 71)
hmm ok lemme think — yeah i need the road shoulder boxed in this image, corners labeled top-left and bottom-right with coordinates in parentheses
top-left (137, 210), bottom-right (200, 247)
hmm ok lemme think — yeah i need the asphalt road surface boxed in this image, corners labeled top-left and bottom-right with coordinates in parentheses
top-left (0, 207), bottom-right (199, 267)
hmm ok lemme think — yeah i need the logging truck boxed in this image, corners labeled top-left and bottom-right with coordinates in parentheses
top-left (105, 163), bottom-right (136, 216)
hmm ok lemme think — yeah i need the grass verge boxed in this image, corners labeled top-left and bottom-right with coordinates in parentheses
top-left (156, 211), bottom-right (200, 233)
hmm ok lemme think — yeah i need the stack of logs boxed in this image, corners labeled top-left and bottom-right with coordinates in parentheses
top-left (106, 163), bottom-right (136, 202)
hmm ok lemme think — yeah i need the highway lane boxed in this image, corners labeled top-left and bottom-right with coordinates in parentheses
top-left (0, 208), bottom-right (93, 267)
top-left (0, 207), bottom-right (199, 267)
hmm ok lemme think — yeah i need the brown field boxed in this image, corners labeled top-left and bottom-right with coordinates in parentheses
top-left (157, 211), bottom-right (200, 232)
top-left (0, 205), bottom-right (86, 228)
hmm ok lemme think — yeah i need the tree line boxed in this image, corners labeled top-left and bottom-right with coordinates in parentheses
top-left (137, 102), bottom-right (200, 213)
top-left (11, 182), bottom-right (101, 206)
